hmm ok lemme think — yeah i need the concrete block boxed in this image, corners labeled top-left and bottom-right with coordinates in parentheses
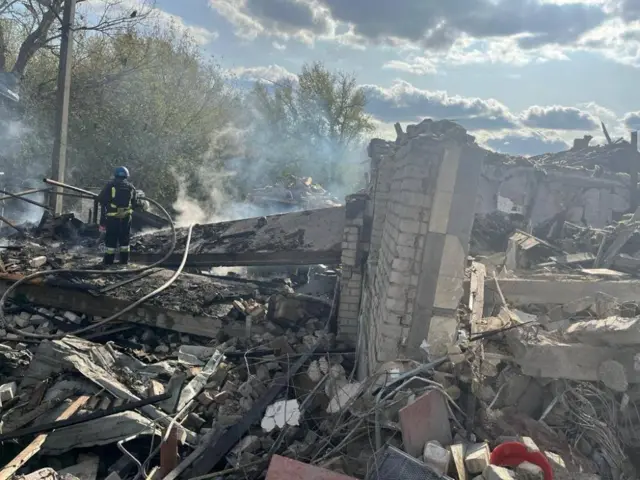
top-left (507, 330), bottom-right (640, 383)
top-left (483, 465), bottom-right (517, 480)
top-left (401, 178), bottom-right (422, 192)
top-left (399, 219), bottom-right (421, 234)
top-left (0, 381), bottom-right (17, 405)
top-left (426, 316), bottom-right (458, 351)
top-left (422, 440), bottom-right (451, 474)
top-left (397, 232), bottom-right (418, 247)
top-left (399, 390), bottom-right (452, 457)
top-left (434, 274), bottom-right (464, 310)
top-left (59, 454), bottom-right (100, 480)
top-left (597, 359), bottom-right (628, 392)
top-left (392, 258), bottom-right (412, 271)
top-left (565, 316), bottom-right (640, 346)
top-left (439, 234), bottom-right (466, 278)
top-left (438, 146), bottom-right (461, 193)
top-left (544, 451), bottom-right (571, 480)
top-left (429, 190), bottom-right (453, 234)
top-left (516, 461), bottom-right (544, 480)
top-left (464, 442), bottom-right (490, 474)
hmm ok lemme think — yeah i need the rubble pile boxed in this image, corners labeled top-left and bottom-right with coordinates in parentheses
top-left (484, 140), bottom-right (631, 174)
top-left (0, 261), bottom-right (368, 479)
top-left (248, 175), bottom-right (342, 210)
top-left (3, 143), bottom-right (640, 478)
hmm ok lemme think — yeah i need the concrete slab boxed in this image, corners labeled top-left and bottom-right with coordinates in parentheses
top-left (484, 277), bottom-right (640, 305)
top-left (131, 207), bottom-right (345, 267)
top-left (565, 317), bottom-right (640, 346)
top-left (507, 329), bottom-right (640, 383)
top-left (399, 390), bottom-right (452, 457)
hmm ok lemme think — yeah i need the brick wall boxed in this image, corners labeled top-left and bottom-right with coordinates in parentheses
top-left (336, 194), bottom-right (369, 342)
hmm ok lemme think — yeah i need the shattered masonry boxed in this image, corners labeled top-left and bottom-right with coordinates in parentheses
top-left (2, 119), bottom-right (640, 479)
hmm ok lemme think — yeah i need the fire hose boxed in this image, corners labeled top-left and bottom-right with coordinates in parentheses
top-left (0, 183), bottom-right (195, 340)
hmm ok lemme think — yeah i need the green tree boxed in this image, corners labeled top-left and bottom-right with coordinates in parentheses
top-left (248, 61), bottom-right (374, 190)
top-left (0, 0), bottom-right (150, 76)
top-left (12, 24), bottom-right (239, 205)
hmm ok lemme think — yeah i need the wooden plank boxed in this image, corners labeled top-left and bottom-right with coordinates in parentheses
top-left (469, 262), bottom-right (486, 336)
top-left (0, 395), bottom-right (90, 480)
top-left (449, 444), bottom-right (467, 480)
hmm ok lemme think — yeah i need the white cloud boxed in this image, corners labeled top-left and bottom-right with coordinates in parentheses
top-left (209, 0), bottom-right (337, 45)
top-left (521, 105), bottom-right (599, 130)
top-left (383, 57), bottom-right (437, 75)
top-left (207, 0), bottom-right (640, 68)
top-left (230, 64), bottom-right (297, 83)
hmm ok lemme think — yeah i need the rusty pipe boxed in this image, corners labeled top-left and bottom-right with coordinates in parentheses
top-left (0, 188), bottom-right (51, 210)
top-left (0, 215), bottom-right (26, 236)
top-left (0, 187), bottom-right (51, 202)
top-left (43, 178), bottom-right (97, 198)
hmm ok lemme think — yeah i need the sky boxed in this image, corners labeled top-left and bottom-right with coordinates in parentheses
top-left (135, 0), bottom-right (640, 156)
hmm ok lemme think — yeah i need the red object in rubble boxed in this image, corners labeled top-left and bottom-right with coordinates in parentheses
top-left (490, 442), bottom-right (554, 480)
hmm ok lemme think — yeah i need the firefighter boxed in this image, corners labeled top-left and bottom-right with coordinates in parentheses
top-left (98, 166), bottom-right (139, 265)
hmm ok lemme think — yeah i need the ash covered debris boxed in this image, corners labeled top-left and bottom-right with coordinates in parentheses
top-left (247, 175), bottom-right (342, 211)
top-left (3, 121), bottom-right (640, 479)
top-left (129, 206), bottom-right (346, 267)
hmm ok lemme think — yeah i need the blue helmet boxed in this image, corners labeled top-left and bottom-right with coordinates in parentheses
top-left (114, 166), bottom-right (130, 179)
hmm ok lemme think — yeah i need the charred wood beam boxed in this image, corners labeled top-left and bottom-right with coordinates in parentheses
top-left (129, 250), bottom-right (342, 267)
top-left (0, 277), bottom-right (222, 338)
top-left (0, 188), bottom-right (51, 210)
top-left (0, 395), bottom-right (90, 480)
top-left (0, 393), bottom-right (170, 442)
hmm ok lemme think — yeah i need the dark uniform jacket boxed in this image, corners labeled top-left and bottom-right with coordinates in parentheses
top-left (98, 178), bottom-right (138, 223)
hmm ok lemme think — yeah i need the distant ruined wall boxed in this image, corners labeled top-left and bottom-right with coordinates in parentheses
top-left (477, 161), bottom-right (630, 228)
top-left (336, 125), bottom-right (634, 374)
top-left (338, 120), bottom-right (484, 373)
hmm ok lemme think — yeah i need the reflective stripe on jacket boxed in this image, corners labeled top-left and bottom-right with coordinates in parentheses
top-left (106, 185), bottom-right (133, 218)
top-left (99, 179), bottom-right (136, 219)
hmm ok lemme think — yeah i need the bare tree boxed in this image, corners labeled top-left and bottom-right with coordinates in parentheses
top-left (0, 0), bottom-right (153, 75)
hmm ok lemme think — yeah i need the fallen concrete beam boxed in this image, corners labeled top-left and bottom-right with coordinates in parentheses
top-left (0, 278), bottom-right (223, 338)
top-left (483, 277), bottom-right (640, 305)
top-left (507, 329), bottom-right (640, 383)
top-left (131, 207), bottom-right (345, 267)
top-left (130, 250), bottom-right (342, 267)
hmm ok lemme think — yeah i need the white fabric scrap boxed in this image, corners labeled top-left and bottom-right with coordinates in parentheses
top-left (261, 399), bottom-right (301, 432)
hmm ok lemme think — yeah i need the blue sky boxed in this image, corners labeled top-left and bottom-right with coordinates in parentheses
top-left (142, 0), bottom-right (640, 155)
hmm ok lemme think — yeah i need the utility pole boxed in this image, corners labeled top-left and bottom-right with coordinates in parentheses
top-left (49, 0), bottom-right (76, 214)
top-left (631, 131), bottom-right (639, 212)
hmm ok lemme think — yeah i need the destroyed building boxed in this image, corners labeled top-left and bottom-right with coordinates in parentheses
top-left (0, 119), bottom-right (638, 479)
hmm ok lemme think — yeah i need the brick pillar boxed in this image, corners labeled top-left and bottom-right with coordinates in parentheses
top-left (408, 142), bottom-right (485, 357)
top-left (361, 120), bottom-right (485, 370)
top-left (336, 194), bottom-right (369, 342)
